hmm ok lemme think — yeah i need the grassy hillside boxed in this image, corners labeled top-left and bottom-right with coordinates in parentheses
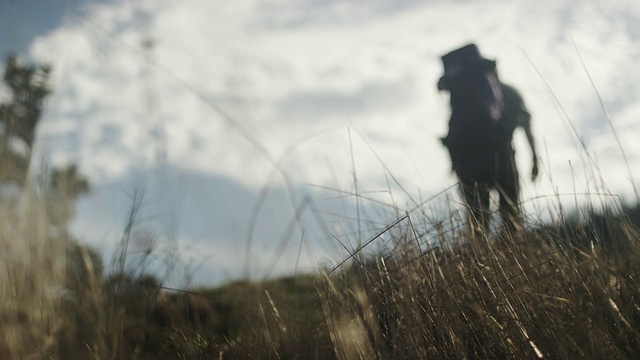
top-left (2, 194), bottom-right (640, 359)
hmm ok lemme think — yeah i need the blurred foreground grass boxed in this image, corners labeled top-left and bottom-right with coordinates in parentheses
top-left (2, 191), bottom-right (640, 359)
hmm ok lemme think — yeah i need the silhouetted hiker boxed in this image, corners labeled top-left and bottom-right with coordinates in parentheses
top-left (438, 44), bottom-right (539, 235)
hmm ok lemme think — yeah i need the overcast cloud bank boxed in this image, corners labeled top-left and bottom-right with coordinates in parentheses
top-left (20, 0), bottom-right (640, 286)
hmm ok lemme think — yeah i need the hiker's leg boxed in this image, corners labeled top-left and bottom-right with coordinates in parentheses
top-left (497, 151), bottom-right (522, 234)
top-left (462, 180), bottom-right (491, 233)
top-left (478, 184), bottom-right (491, 231)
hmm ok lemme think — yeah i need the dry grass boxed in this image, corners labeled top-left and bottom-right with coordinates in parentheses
top-left (2, 186), bottom-right (640, 359)
top-left (0, 192), bottom-right (67, 358)
top-left (321, 209), bottom-right (640, 359)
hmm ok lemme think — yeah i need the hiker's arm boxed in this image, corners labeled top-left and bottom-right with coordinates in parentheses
top-left (523, 119), bottom-right (539, 181)
top-left (513, 86), bottom-right (539, 182)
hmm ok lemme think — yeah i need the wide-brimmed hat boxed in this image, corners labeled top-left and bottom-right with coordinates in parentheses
top-left (440, 43), bottom-right (495, 77)
top-left (442, 44), bottom-right (481, 76)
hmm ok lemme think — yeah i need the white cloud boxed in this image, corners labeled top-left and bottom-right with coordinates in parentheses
top-left (23, 0), bottom-right (640, 285)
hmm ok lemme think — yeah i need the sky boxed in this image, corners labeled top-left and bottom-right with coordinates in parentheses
top-left (2, 0), bottom-right (640, 287)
